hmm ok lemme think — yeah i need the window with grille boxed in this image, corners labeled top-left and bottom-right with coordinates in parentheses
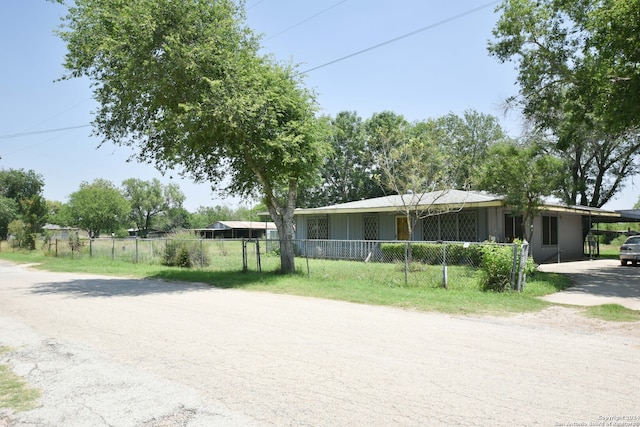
top-left (363, 216), bottom-right (378, 240)
top-left (542, 215), bottom-right (558, 245)
top-left (307, 217), bottom-right (328, 240)
top-left (422, 211), bottom-right (477, 241)
top-left (458, 211), bottom-right (477, 241)
top-left (440, 213), bottom-right (458, 241)
top-left (422, 216), bottom-right (439, 241)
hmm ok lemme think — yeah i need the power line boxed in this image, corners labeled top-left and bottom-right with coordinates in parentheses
top-left (299, 0), bottom-right (500, 75)
top-left (1, 2), bottom-right (500, 141)
top-left (264, 0), bottom-right (347, 42)
top-left (247, 0), bottom-right (266, 11)
top-left (0, 124), bottom-right (91, 140)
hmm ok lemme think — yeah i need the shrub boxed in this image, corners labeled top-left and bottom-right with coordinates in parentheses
top-left (162, 232), bottom-right (209, 268)
top-left (479, 243), bottom-right (536, 292)
top-left (175, 245), bottom-right (192, 268)
top-left (380, 242), bottom-right (483, 266)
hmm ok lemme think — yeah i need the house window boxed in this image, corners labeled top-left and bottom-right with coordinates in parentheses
top-left (505, 214), bottom-right (523, 242)
top-left (458, 211), bottom-right (477, 241)
top-left (542, 215), bottom-right (558, 245)
top-left (422, 211), bottom-right (477, 241)
top-left (422, 216), bottom-right (439, 241)
top-left (363, 216), bottom-right (378, 240)
top-left (440, 213), bottom-right (457, 241)
top-left (307, 217), bottom-right (328, 240)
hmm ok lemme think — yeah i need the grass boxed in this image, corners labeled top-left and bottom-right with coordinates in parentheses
top-left (0, 247), bottom-right (574, 316)
top-left (585, 304), bottom-right (640, 322)
top-left (0, 347), bottom-right (40, 412)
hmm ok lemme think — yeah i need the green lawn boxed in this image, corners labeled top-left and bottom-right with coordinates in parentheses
top-left (0, 248), bottom-right (573, 316)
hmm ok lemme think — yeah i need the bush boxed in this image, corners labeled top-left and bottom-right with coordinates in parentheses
top-left (380, 242), bottom-right (483, 266)
top-left (479, 243), bottom-right (535, 292)
top-left (161, 233), bottom-right (209, 268)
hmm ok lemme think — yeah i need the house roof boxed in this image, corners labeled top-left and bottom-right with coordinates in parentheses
top-left (294, 189), bottom-right (624, 219)
top-left (295, 190), bottom-right (504, 215)
top-left (204, 221), bottom-right (277, 230)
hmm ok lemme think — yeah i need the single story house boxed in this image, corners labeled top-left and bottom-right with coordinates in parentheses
top-left (293, 189), bottom-right (631, 263)
top-left (194, 220), bottom-right (278, 239)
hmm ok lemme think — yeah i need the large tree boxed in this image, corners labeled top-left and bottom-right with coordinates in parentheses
top-left (488, 0), bottom-right (640, 207)
top-left (0, 168), bottom-right (48, 245)
top-left (367, 112), bottom-right (452, 240)
top-left (68, 179), bottom-right (130, 238)
top-left (56, 0), bottom-right (326, 273)
top-left (433, 110), bottom-right (508, 189)
top-left (298, 111), bottom-right (384, 208)
top-left (476, 139), bottom-right (564, 244)
top-left (122, 178), bottom-right (185, 237)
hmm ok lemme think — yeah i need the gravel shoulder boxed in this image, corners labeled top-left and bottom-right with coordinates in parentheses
top-left (1, 260), bottom-right (639, 426)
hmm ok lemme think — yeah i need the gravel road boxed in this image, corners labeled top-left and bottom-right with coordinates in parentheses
top-left (1, 260), bottom-right (639, 426)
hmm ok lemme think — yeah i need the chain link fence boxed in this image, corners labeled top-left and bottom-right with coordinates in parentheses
top-left (39, 237), bottom-right (527, 290)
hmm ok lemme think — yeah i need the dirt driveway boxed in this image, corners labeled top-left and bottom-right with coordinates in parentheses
top-left (1, 260), bottom-right (639, 426)
top-left (538, 259), bottom-right (640, 310)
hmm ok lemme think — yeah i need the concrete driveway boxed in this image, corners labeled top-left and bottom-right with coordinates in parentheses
top-left (538, 258), bottom-right (640, 310)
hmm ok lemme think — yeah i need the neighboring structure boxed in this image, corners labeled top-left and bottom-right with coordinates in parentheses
top-left (42, 224), bottom-right (82, 240)
top-left (194, 221), bottom-right (278, 239)
top-left (293, 190), bottom-right (629, 263)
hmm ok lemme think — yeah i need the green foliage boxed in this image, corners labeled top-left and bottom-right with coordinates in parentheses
top-left (68, 233), bottom-right (83, 252)
top-left (8, 220), bottom-right (26, 248)
top-left (476, 139), bottom-right (564, 240)
top-left (478, 243), bottom-right (536, 292)
top-left (380, 243), bottom-right (484, 266)
top-left (489, 0), bottom-right (640, 208)
top-left (122, 178), bottom-right (186, 236)
top-left (161, 233), bottom-right (209, 268)
top-left (0, 198), bottom-right (19, 240)
top-left (478, 244), bottom-right (515, 292)
top-left (0, 169), bottom-right (47, 240)
top-left (57, 0), bottom-right (329, 273)
top-left (68, 179), bottom-right (130, 238)
top-left (585, 304), bottom-right (640, 322)
top-left (175, 245), bottom-right (192, 268)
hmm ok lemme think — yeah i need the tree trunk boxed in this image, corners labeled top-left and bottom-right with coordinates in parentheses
top-left (265, 179), bottom-right (298, 274)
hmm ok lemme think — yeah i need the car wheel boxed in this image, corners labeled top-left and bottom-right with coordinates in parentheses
top-left (634, 260), bottom-right (638, 267)
top-left (622, 259), bottom-right (628, 266)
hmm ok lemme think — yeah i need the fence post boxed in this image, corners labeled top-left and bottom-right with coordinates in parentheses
top-left (442, 242), bottom-right (448, 289)
top-left (305, 239), bottom-right (310, 277)
top-left (510, 244), bottom-right (518, 290)
top-left (242, 238), bottom-right (247, 272)
top-left (90, 238), bottom-right (93, 257)
top-left (135, 238), bottom-right (139, 263)
top-left (517, 241), bottom-right (529, 291)
top-left (404, 242), bottom-right (409, 286)
top-left (112, 237), bottom-right (115, 260)
top-left (200, 238), bottom-right (204, 268)
top-left (256, 239), bottom-right (262, 273)
top-left (55, 239), bottom-right (58, 257)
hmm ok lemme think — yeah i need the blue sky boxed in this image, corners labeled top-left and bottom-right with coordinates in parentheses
top-left (1, 0), bottom-right (635, 210)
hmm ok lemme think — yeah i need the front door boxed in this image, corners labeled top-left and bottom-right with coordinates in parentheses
top-left (396, 217), bottom-right (410, 240)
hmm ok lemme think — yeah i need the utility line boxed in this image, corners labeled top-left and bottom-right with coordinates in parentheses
top-left (0, 124), bottom-right (91, 140)
top-left (264, 0), bottom-right (347, 41)
top-left (299, 0), bottom-right (500, 75)
top-left (2, 2), bottom-right (499, 139)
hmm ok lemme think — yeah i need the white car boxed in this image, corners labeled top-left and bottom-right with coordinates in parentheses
top-left (619, 236), bottom-right (640, 266)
